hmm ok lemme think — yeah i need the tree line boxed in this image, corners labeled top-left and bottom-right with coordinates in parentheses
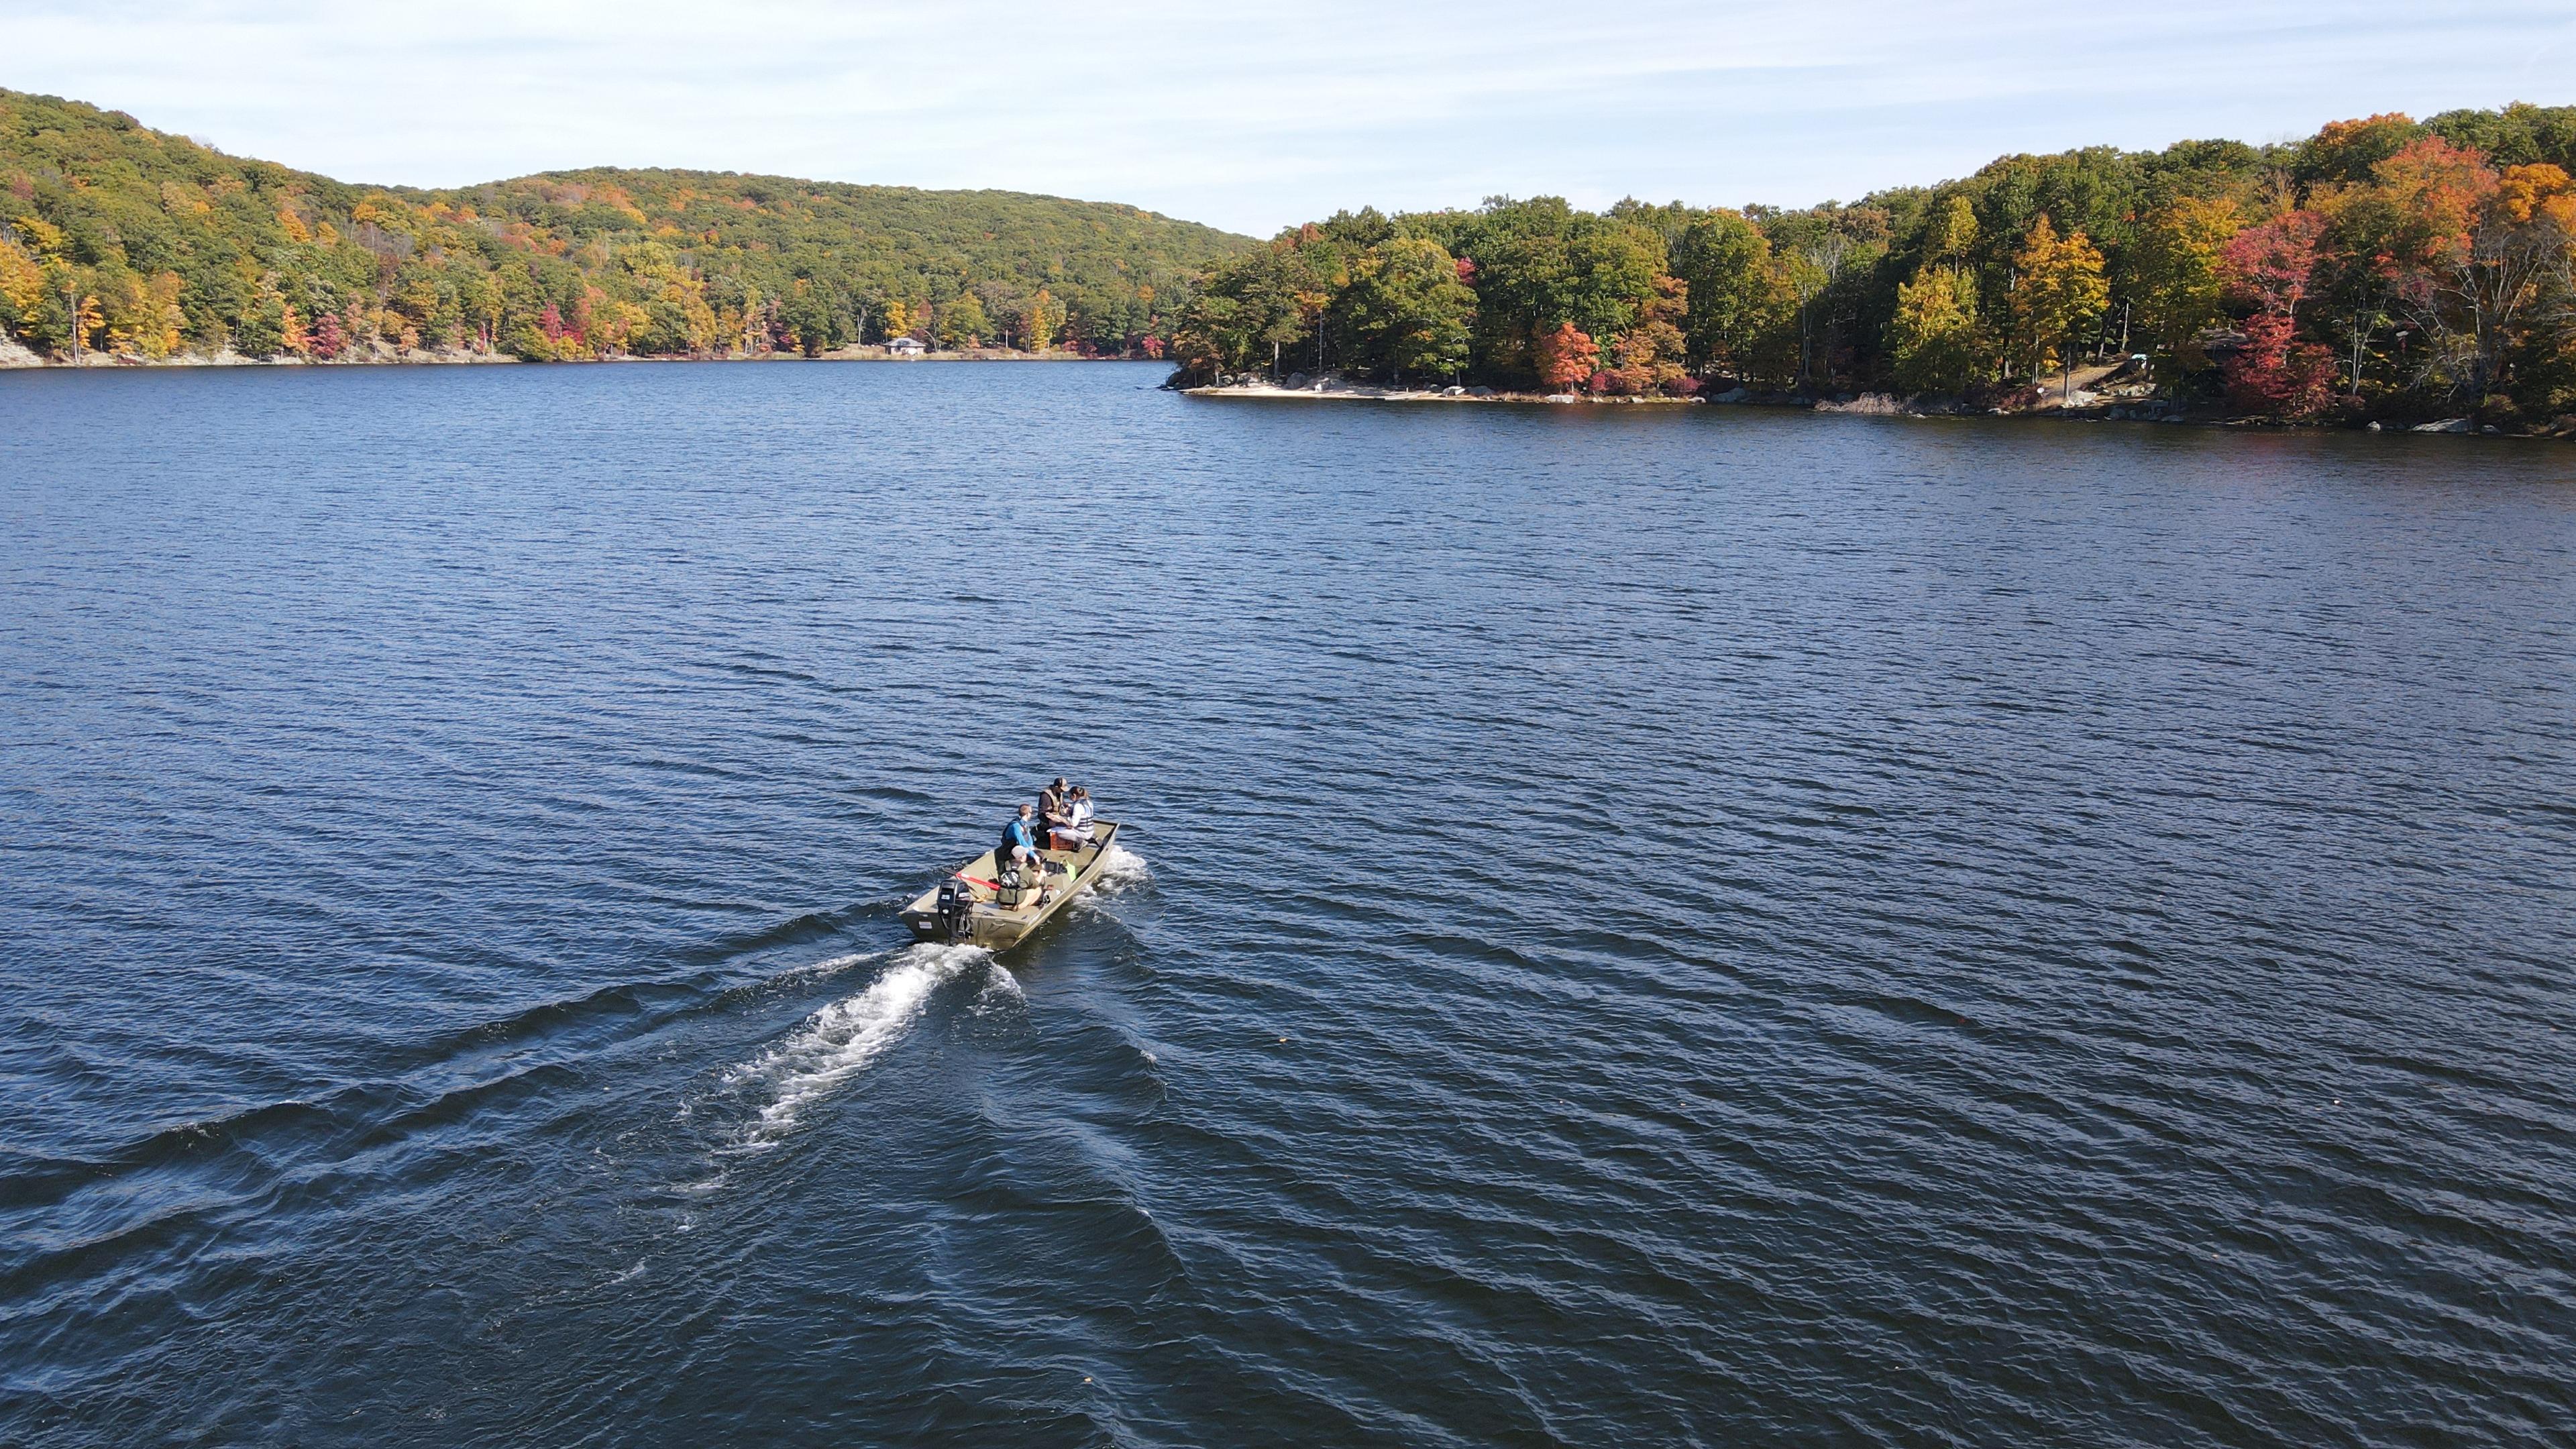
top-left (0, 89), bottom-right (1248, 363)
top-left (1171, 104), bottom-right (2576, 424)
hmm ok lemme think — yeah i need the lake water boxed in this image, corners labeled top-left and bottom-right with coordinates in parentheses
top-left (3, 362), bottom-right (2572, 1447)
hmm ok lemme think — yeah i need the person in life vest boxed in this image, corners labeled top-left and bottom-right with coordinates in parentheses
top-left (1050, 785), bottom-right (1095, 850)
top-left (1037, 777), bottom-right (1071, 840)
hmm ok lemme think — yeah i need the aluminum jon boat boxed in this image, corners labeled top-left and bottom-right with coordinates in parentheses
top-left (898, 820), bottom-right (1121, 951)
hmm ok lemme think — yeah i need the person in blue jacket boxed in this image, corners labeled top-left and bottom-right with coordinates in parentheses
top-left (999, 803), bottom-right (1041, 871)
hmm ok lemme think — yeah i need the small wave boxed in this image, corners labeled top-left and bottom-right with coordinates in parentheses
top-left (720, 943), bottom-right (991, 1144)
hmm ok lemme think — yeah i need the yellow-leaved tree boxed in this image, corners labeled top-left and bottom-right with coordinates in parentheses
top-left (1020, 286), bottom-right (1067, 352)
top-left (2012, 216), bottom-right (2109, 399)
top-left (2129, 196), bottom-right (2241, 378)
top-left (1889, 268), bottom-right (1982, 394)
top-left (0, 236), bottom-right (48, 342)
top-left (1888, 195), bottom-right (1986, 394)
top-left (105, 270), bottom-right (186, 358)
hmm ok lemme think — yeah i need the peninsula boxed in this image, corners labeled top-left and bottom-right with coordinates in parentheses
top-left (1167, 105), bottom-right (2576, 435)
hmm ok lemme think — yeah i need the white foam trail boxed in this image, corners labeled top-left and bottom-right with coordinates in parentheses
top-left (723, 943), bottom-right (989, 1143)
top-left (971, 964), bottom-right (1026, 1015)
top-left (1089, 843), bottom-right (1152, 898)
top-left (766, 948), bottom-right (881, 987)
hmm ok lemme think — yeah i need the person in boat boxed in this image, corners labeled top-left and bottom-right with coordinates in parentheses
top-left (1050, 786), bottom-right (1095, 851)
top-left (1037, 777), bottom-right (1071, 839)
top-left (999, 803), bottom-right (1042, 873)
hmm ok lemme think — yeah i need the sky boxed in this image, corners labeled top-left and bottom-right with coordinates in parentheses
top-left (7, 1), bottom-right (2575, 235)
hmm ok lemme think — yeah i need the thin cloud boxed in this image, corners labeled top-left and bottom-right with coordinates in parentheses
top-left (3, 1), bottom-right (2562, 233)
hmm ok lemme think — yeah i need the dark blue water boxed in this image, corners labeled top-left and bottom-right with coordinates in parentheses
top-left (3, 362), bottom-right (2573, 1447)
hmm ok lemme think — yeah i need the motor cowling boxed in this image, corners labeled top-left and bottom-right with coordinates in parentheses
top-left (935, 877), bottom-right (978, 941)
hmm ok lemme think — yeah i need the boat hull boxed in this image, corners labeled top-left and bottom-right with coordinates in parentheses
top-left (898, 820), bottom-right (1119, 951)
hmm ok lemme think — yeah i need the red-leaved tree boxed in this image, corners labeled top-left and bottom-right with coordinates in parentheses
top-left (2226, 313), bottom-right (2339, 417)
top-left (1535, 321), bottom-right (1598, 392)
top-left (2218, 211), bottom-right (2326, 317)
top-left (2219, 211), bottom-right (2339, 417)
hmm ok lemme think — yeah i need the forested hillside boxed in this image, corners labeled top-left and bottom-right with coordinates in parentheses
top-left (1173, 104), bottom-right (2576, 424)
top-left (0, 89), bottom-right (1250, 362)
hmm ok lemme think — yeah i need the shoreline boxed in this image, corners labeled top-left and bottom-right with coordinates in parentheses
top-left (0, 341), bottom-right (1149, 372)
top-left (1179, 380), bottom-right (2576, 440)
top-left (1180, 379), bottom-right (1693, 406)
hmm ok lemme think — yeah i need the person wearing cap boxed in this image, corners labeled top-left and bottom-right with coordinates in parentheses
top-left (1051, 785), bottom-right (1095, 850)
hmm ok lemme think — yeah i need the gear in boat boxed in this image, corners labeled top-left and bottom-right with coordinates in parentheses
top-left (900, 780), bottom-right (1120, 951)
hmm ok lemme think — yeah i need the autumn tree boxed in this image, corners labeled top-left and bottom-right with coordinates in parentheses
top-left (2012, 216), bottom-right (2109, 398)
top-left (1888, 268), bottom-right (1983, 394)
top-left (2225, 313), bottom-right (2339, 417)
top-left (1886, 196), bottom-right (1987, 394)
top-left (2294, 114), bottom-right (2425, 192)
top-left (1601, 274), bottom-right (1688, 393)
top-left (2357, 138), bottom-right (2576, 401)
top-left (104, 270), bottom-right (185, 359)
top-left (2218, 211), bottom-right (2337, 415)
top-left (1421, 197), bottom-right (1661, 384)
top-left (68, 281), bottom-right (104, 358)
top-left (1922, 195), bottom-right (1979, 270)
top-left (2216, 211), bottom-right (2325, 318)
top-left (1534, 321), bottom-right (1599, 392)
top-left (1020, 286), bottom-right (1068, 352)
top-left (2126, 196), bottom-right (2241, 376)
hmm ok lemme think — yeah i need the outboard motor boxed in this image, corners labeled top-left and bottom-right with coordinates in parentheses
top-left (935, 877), bottom-right (977, 943)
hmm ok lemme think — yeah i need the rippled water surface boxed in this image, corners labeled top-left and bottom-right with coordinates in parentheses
top-left (5, 362), bottom-right (2573, 1447)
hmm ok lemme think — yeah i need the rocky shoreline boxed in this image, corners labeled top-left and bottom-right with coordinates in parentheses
top-left (1177, 373), bottom-right (2576, 440)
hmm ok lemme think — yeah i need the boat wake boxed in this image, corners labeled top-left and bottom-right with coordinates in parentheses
top-left (1089, 843), bottom-right (1152, 898)
top-left (720, 942), bottom-right (994, 1146)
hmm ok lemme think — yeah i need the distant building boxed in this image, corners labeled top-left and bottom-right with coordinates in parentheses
top-left (885, 336), bottom-right (926, 356)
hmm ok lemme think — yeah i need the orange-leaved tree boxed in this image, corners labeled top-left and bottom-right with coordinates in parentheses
top-left (1535, 321), bottom-right (1598, 392)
